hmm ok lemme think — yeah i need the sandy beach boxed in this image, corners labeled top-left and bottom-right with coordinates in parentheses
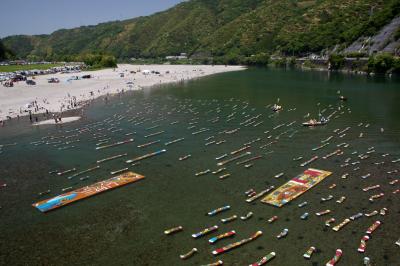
top-left (0, 64), bottom-right (245, 121)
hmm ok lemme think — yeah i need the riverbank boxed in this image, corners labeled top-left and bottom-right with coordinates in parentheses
top-left (271, 54), bottom-right (400, 76)
top-left (0, 64), bottom-right (245, 121)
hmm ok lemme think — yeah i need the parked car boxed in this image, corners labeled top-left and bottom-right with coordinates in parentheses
top-left (12, 74), bottom-right (26, 82)
top-left (26, 80), bottom-right (36, 85)
top-left (48, 78), bottom-right (60, 83)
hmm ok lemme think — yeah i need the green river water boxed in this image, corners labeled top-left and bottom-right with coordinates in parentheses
top-left (0, 68), bottom-right (399, 265)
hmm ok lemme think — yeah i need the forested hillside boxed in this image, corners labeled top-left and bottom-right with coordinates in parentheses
top-left (2, 0), bottom-right (399, 62)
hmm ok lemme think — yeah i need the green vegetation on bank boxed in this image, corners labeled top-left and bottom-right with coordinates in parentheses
top-left (212, 53), bottom-right (270, 66)
top-left (270, 53), bottom-right (400, 75)
top-left (368, 53), bottom-right (400, 74)
top-left (1, 0), bottom-right (399, 63)
top-left (0, 39), bottom-right (14, 61)
top-left (0, 63), bottom-right (64, 73)
top-left (0, 40), bottom-right (6, 61)
top-left (329, 54), bottom-right (345, 70)
top-left (79, 54), bottom-right (117, 69)
top-left (0, 53), bottom-right (116, 73)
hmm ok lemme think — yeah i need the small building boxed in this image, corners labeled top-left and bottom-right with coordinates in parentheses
top-left (165, 53), bottom-right (188, 60)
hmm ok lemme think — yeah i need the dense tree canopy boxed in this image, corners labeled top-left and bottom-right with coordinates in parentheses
top-left (0, 40), bottom-right (7, 61)
top-left (2, 0), bottom-right (399, 63)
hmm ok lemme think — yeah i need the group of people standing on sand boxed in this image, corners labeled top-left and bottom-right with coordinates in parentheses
top-left (52, 114), bottom-right (62, 124)
top-left (28, 110), bottom-right (63, 124)
top-left (29, 109), bottom-right (54, 124)
top-left (1, 83), bottom-right (122, 127)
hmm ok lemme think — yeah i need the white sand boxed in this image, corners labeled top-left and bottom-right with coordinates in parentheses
top-left (32, 116), bottom-right (81, 126)
top-left (0, 64), bottom-right (245, 120)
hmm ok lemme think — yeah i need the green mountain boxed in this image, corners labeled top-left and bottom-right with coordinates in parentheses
top-left (0, 39), bottom-right (14, 61)
top-left (0, 40), bottom-right (6, 60)
top-left (2, 0), bottom-right (400, 62)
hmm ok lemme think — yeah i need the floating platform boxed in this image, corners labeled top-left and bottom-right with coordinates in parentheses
top-left (32, 171), bottom-right (145, 212)
top-left (261, 168), bottom-right (332, 207)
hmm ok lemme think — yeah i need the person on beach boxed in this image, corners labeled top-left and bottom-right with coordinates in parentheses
top-left (53, 114), bottom-right (58, 124)
top-left (29, 111), bottom-right (32, 123)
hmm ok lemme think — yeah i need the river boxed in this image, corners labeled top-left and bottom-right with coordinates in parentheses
top-left (0, 68), bottom-right (399, 265)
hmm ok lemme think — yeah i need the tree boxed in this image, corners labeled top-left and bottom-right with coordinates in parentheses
top-left (245, 53), bottom-right (270, 66)
top-left (392, 58), bottom-right (400, 74)
top-left (100, 55), bottom-right (117, 68)
top-left (329, 54), bottom-right (345, 70)
top-left (368, 53), bottom-right (394, 73)
top-left (0, 40), bottom-right (7, 61)
top-left (273, 58), bottom-right (287, 68)
top-left (80, 53), bottom-right (117, 68)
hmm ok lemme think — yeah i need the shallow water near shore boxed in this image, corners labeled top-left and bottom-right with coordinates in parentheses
top-left (0, 68), bottom-right (399, 266)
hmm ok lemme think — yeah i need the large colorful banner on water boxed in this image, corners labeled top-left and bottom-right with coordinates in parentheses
top-left (261, 168), bottom-right (332, 207)
top-left (33, 171), bottom-right (145, 212)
